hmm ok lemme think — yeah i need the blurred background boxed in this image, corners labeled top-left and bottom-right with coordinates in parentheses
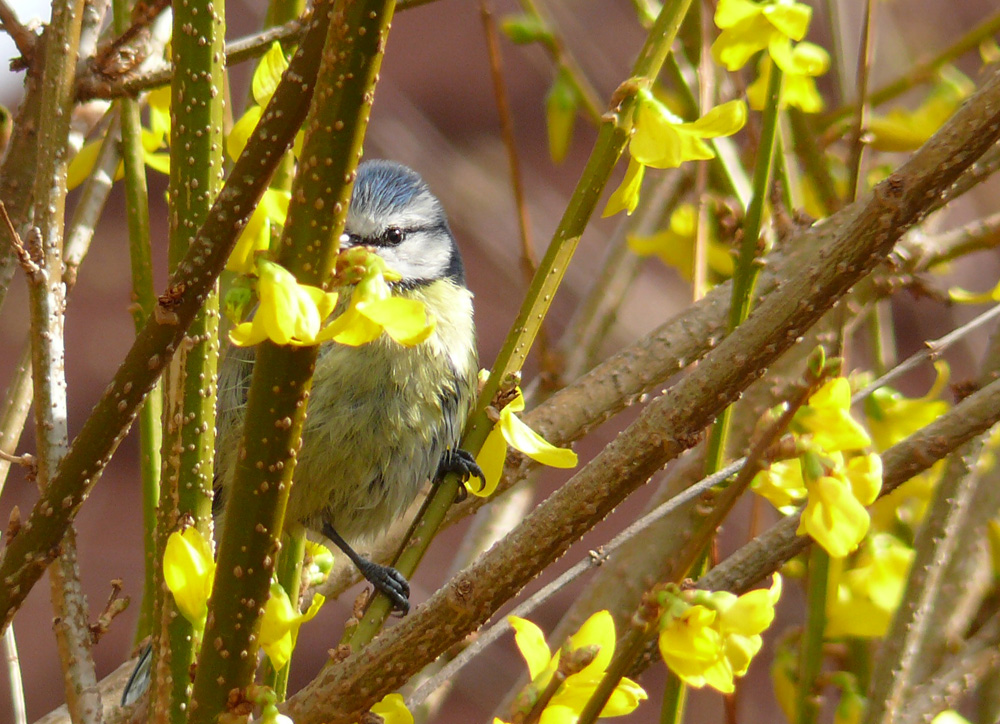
top-left (1, 0), bottom-right (1000, 722)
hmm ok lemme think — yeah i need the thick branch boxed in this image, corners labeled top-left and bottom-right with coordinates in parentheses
top-left (278, 61), bottom-right (1000, 724)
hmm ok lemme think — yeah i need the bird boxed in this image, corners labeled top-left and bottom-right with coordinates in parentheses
top-left (215, 158), bottom-right (481, 614)
top-left (122, 160), bottom-right (480, 705)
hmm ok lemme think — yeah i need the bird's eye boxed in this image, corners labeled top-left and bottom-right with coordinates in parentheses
top-left (383, 227), bottom-right (404, 246)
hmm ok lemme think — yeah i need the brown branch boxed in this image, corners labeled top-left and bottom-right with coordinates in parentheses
top-left (277, 61), bottom-right (1000, 724)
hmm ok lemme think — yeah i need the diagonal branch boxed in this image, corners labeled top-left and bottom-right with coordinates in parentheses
top-left (277, 61), bottom-right (1000, 724)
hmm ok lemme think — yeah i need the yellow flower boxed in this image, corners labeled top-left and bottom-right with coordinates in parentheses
top-left (317, 252), bottom-right (436, 347)
top-left (711, 0), bottom-right (813, 72)
top-left (509, 610), bottom-right (647, 720)
top-left (658, 576), bottom-right (782, 694)
top-left (370, 693), bottom-right (414, 724)
top-left (865, 362), bottom-right (949, 451)
top-left (229, 260), bottom-right (339, 347)
top-left (259, 582), bottom-right (325, 671)
top-left (226, 188), bottom-right (291, 274)
top-left (626, 204), bottom-right (735, 282)
top-left (826, 533), bottom-right (914, 638)
top-left (66, 85), bottom-right (174, 190)
top-left (752, 458), bottom-right (807, 513)
top-left (603, 93), bottom-right (746, 217)
top-left (793, 377), bottom-right (872, 453)
top-left (163, 527), bottom-right (215, 627)
top-left (473, 385), bottom-right (578, 497)
top-left (747, 41), bottom-right (830, 113)
top-left (629, 93), bottom-right (747, 170)
top-left (797, 453), bottom-right (883, 558)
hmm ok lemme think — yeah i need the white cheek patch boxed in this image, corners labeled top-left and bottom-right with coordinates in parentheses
top-left (379, 229), bottom-right (452, 281)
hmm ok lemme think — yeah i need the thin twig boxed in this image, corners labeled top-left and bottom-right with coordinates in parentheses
top-left (75, 0), bottom-right (432, 100)
top-left (852, 303), bottom-right (1000, 402)
top-left (0, 0), bottom-right (37, 65)
top-left (0, 203), bottom-right (39, 277)
top-left (2, 625), bottom-right (26, 724)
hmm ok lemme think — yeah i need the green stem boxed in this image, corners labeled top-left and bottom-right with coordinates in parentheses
top-left (705, 61), bottom-right (782, 473)
top-left (115, 0), bottom-right (162, 648)
top-left (347, 0), bottom-right (696, 648)
top-left (796, 547), bottom-right (829, 724)
top-left (659, 673), bottom-right (688, 724)
top-left (187, 1), bottom-right (393, 719)
top-left (147, 0), bottom-right (226, 716)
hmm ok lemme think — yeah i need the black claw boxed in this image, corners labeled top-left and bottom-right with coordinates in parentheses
top-left (437, 448), bottom-right (485, 485)
top-left (322, 523), bottom-right (411, 615)
top-left (356, 558), bottom-right (410, 615)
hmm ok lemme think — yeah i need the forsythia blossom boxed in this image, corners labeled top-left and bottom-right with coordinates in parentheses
top-left (792, 378), bottom-right (872, 452)
top-left (627, 204), bottom-right (734, 283)
top-left (474, 383), bottom-right (578, 497)
top-left (797, 451), bottom-right (882, 558)
top-left (604, 91), bottom-right (746, 216)
top-left (826, 533), bottom-right (914, 638)
top-left (259, 582), bottom-right (325, 671)
top-left (163, 527), bottom-right (215, 627)
top-left (505, 610), bottom-right (647, 723)
top-left (711, 0), bottom-right (814, 72)
top-left (657, 576), bottom-right (782, 693)
top-left (318, 250), bottom-right (436, 347)
top-left (229, 259), bottom-right (339, 347)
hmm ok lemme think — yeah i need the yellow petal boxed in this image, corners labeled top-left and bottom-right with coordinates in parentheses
top-left (500, 409), bottom-right (577, 468)
top-left (228, 105), bottom-right (263, 162)
top-left (797, 475), bottom-right (870, 558)
top-left (602, 156), bottom-right (645, 217)
top-left (509, 615), bottom-right (552, 680)
top-left (566, 610), bottom-right (616, 676)
top-left (252, 42), bottom-right (289, 107)
top-left (681, 100), bottom-right (747, 137)
top-left (163, 528), bottom-right (215, 626)
top-left (762, 1), bottom-right (812, 41)
top-left (360, 296), bottom-right (436, 346)
top-left (67, 139), bottom-right (102, 191)
top-left (472, 425), bottom-right (508, 497)
top-left (370, 693), bottom-right (414, 724)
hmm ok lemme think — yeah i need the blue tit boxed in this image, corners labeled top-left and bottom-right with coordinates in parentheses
top-left (215, 159), bottom-right (481, 615)
top-left (122, 160), bottom-right (479, 706)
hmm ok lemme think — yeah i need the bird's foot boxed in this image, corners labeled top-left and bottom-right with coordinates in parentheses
top-left (437, 448), bottom-right (485, 498)
top-left (356, 558), bottom-right (410, 616)
top-left (322, 522), bottom-right (411, 615)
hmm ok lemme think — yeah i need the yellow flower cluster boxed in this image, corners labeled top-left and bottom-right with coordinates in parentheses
top-left (753, 377), bottom-right (884, 558)
top-left (258, 582), bottom-right (325, 671)
top-left (501, 610), bottom-right (647, 724)
top-left (657, 576), bottom-right (782, 693)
